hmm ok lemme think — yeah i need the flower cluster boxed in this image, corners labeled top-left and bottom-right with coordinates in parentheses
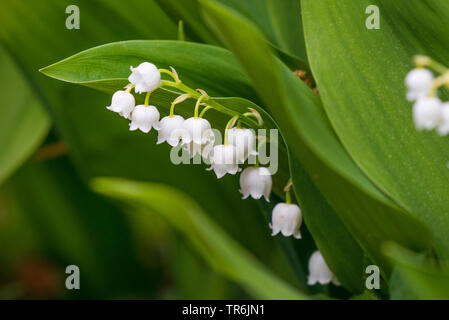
top-left (106, 62), bottom-right (306, 271)
top-left (406, 56), bottom-right (449, 135)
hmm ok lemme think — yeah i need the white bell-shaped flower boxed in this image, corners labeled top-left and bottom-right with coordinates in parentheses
top-left (270, 203), bottom-right (302, 239)
top-left (157, 115), bottom-right (185, 146)
top-left (437, 103), bottom-right (449, 136)
top-left (106, 90), bottom-right (135, 119)
top-left (227, 128), bottom-right (258, 162)
top-left (128, 62), bottom-right (161, 94)
top-left (307, 250), bottom-right (340, 286)
top-left (413, 97), bottom-right (442, 130)
top-left (405, 68), bottom-right (434, 101)
top-left (239, 167), bottom-right (272, 201)
top-left (185, 140), bottom-right (215, 159)
top-left (182, 117), bottom-right (214, 145)
top-left (129, 105), bottom-right (160, 133)
top-left (207, 144), bottom-right (239, 179)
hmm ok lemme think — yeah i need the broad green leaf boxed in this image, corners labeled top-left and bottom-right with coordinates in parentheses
top-left (302, 0), bottom-right (449, 258)
top-left (154, 0), bottom-right (220, 45)
top-left (40, 40), bottom-right (258, 100)
top-left (0, 48), bottom-right (50, 184)
top-left (200, 0), bottom-right (433, 285)
top-left (267, 0), bottom-right (307, 62)
top-left (200, 0), bottom-right (364, 292)
top-left (385, 243), bottom-right (449, 300)
top-left (155, 0), bottom-right (309, 72)
top-left (92, 177), bottom-right (307, 300)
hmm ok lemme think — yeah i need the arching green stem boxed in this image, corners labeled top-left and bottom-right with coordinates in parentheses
top-left (144, 90), bottom-right (153, 106)
top-left (414, 56), bottom-right (448, 74)
top-left (285, 190), bottom-right (292, 204)
top-left (284, 178), bottom-right (293, 204)
top-left (169, 102), bottom-right (176, 117)
top-left (199, 105), bottom-right (213, 118)
top-left (126, 84), bottom-right (135, 93)
top-left (224, 115), bottom-right (239, 145)
top-left (159, 69), bottom-right (179, 83)
top-left (159, 80), bottom-right (259, 128)
top-left (194, 95), bottom-right (206, 118)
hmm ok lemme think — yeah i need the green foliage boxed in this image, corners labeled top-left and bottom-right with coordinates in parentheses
top-left (0, 49), bottom-right (50, 184)
top-left (92, 177), bottom-right (307, 299)
top-left (1, 0), bottom-right (449, 300)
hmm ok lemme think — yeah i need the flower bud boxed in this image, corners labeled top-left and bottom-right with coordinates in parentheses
top-left (207, 144), bottom-right (239, 179)
top-left (128, 62), bottom-right (161, 93)
top-left (270, 203), bottom-right (302, 239)
top-left (413, 97), bottom-right (442, 130)
top-left (307, 250), bottom-right (340, 286)
top-left (239, 167), bottom-right (272, 201)
top-left (182, 117), bottom-right (214, 145)
top-left (157, 115), bottom-right (185, 146)
top-left (106, 90), bottom-right (135, 119)
top-left (129, 105), bottom-right (160, 133)
top-left (227, 128), bottom-right (257, 162)
top-left (405, 68), bottom-right (433, 101)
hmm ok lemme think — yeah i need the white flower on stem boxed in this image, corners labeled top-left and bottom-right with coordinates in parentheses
top-left (128, 62), bottom-right (161, 94)
top-left (182, 117), bottom-right (215, 157)
top-left (185, 140), bottom-right (215, 159)
top-left (207, 144), bottom-right (239, 179)
top-left (182, 117), bottom-right (214, 145)
top-left (106, 90), bottom-right (135, 119)
top-left (227, 128), bottom-right (258, 162)
top-left (239, 167), bottom-right (272, 201)
top-left (405, 68), bottom-right (434, 101)
top-left (307, 250), bottom-right (340, 286)
top-left (413, 97), bottom-right (442, 130)
top-left (270, 203), bottom-right (302, 239)
top-left (129, 105), bottom-right (160, 133)
top-left (157, 115), bottom-right (185, 146)
top-left (437, 103), bottom-right (449, 136)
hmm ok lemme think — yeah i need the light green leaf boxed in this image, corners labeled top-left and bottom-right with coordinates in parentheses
top-left (92, 177), bottom-right (307, 300)
top-left (267, 0), bottom-right (307, 61)
top-left (302, 0), bottom-right (449, 258)
top-left (200, 0), bottom-right (433, 284)
top-left (0, 48), bottom-right (50, 184)
top-left (385, 243), bottom-right (449, 300)
top-left (40, 40), bottom-right (258, 100)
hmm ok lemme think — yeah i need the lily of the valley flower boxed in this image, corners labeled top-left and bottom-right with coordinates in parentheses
top-left (405, 68), bottom-right (434, 101)
top-left (270, 203), bottom-right (302, 239)
top-left (239, 167), bottom-right (272, 201)
top-left (106, 90), bottom-right (135, 119)
top-left (128, 62), bottom-right (161, 94)
top-left (129, 105), bottom-right (160, 133)
top-left (307, 250), bottom-right (340, 286)
top-left (413, 97), bottom-right (442, 130)
top-left (437, 102), bottom-right (449, 136)
top-left (185, 140), bottom-right (215, 159)
top-left (227, 128), bottom-right (257, 162)
top-left (182, 117), bottom-right (215, 158)
top-left (207, 144), bottom-right (239, 179)
top-left (157, 115), bottom-right (185, 146)
top-left (182, 117), bottom-right (214, 145)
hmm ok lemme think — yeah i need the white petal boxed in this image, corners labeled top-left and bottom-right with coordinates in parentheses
top-left (413, 97), bottom-right (442, 130)
top-left (307, 251), bottom-right (334, 286)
